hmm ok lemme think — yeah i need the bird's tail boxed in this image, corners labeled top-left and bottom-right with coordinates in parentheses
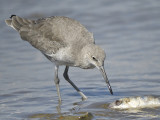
top-left (5, 15), bottom-right (34, 31)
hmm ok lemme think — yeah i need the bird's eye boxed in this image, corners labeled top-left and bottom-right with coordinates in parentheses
top-left (92, 56), bottom-right (97, 61)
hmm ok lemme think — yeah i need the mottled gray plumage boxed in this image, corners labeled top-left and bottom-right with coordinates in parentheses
top-left (5, 15), bottom-right (113, 101)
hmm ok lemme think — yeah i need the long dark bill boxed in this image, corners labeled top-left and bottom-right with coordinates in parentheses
top-left (98, 66), bottom-right (113, 95)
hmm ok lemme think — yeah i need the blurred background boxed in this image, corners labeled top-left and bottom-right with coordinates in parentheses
top-left (0, 0), bottom-right (160, 119)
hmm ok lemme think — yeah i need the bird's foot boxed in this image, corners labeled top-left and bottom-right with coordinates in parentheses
top-left (78, 91), bottom-right (88, 101)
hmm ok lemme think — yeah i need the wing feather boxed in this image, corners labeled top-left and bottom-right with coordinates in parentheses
top-left (18, 16), bottom-right (66, 54)
top-left (6, 15), bottom-right (94, 55)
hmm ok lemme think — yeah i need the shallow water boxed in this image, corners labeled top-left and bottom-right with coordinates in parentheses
top-left (0, 0), bottom-right (160, 119)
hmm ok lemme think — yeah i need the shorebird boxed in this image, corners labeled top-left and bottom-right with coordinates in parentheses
top-left (5, 15), bottom-right (113, 101)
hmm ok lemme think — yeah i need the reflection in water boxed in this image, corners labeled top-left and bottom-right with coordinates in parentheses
top-left (30, 100), bottom-right (94, 120)
top-left (56, 101), bottom-right (62, 116)
top-left (29, 112), bottom-right (93, 120)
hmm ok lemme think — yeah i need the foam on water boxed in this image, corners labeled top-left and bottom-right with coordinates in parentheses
top-left (109, 96), bottom-right (160, 109)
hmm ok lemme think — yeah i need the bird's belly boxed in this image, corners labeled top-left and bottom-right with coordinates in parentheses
top-left (50, 57), bottom-right (74, 66)
top-left (45, 48), bottom-right (75, 66)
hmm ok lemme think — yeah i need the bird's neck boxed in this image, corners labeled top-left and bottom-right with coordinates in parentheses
top-left (75, 44), bottom-right (95, 69)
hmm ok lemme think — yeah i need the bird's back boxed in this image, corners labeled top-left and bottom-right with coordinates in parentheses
top-left (5, 15), bottom-right (94, 55)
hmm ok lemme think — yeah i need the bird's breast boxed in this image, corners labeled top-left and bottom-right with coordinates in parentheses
top-left (45, 47), bottom-right (76, 66)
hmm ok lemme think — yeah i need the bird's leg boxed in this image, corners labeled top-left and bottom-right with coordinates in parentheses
top-left (54, 65), bottom-right (62, 102)
top-left (63, 66), bottom-right (87, 100)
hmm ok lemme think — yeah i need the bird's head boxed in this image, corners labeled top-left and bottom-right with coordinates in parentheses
top-left (81, 44), bottom-right (113, 95)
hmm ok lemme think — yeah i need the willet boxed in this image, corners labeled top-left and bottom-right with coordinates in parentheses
top-left (5, 15), bottom-right (113, 101)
